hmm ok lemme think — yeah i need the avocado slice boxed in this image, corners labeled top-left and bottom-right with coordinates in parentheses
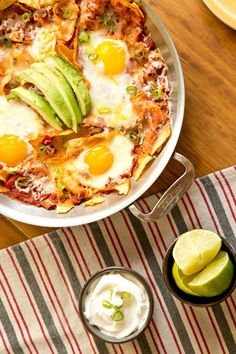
top-left (9, 86), bottom-right (63, 131)
top-left (48, 54), bottom-right (91, 116)
top-left (32, 63), bottom-right (82, 133)
top-left (17, 69), bottom-right (73, 129)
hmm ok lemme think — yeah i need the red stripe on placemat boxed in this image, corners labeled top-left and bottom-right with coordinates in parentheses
top-left (1, 266), bottom-right (39, 354)
top-left (61, 228), bottom-right (90, 278)
top-left (102, 218), bottom-right (124, 265)
top-left (142, 199), bottom-right (167, 253)
top-left (68, 227), bottom-right (92, 277)
top-left (0, 267), bottom-right (33, 354)
top-left (107, 216), bottom-right (132, 267)
top-left (120, 209), bottom-right (183, 354)
top-left (216, 172), bottom-right (236, 223)
top-left (43, 235), bottom-right (97, 354)
top-left (195, 180), bottom-right (221, 234)
top-left (138, 200), bottom-right (165, 259)
top-left (25, 242), bottom-right (77, 354)
top-left (83, 225), bottom-right (104, 268)
top-left (6, 249), bottom-right (54, 353)
top-left (220, 167), bottom-right (236, 205)
top-left (28, 240), bottom-right (82, 354)
top-left (206, 308), bottom-right (227, 354)
top-left (138, 198), bottom-right (208, 354)
top-left (0, 329), bottom-right (11, 354)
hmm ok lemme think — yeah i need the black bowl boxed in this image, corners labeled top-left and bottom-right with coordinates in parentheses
top-left (79, 266), bottom-right (154, 343)
top-left (162, 236), bottom-right (236, 307)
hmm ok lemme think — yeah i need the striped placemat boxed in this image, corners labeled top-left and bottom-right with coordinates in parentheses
top-left (0, 166), bottom-right (235, 354)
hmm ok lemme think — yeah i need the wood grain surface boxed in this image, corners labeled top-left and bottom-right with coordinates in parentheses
top-left (0, 0), bottom-right (235, 249)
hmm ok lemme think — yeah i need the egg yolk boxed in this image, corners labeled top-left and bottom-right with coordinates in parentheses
top-left (96, 41), bottom-right (126, 75)
top-left (0, 134), bottom-right (28, 167)
top-left (85, 145), bottom-right (114, 175)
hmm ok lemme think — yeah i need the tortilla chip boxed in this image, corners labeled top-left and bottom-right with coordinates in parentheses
top-left (0, 74), bottom-right (11, 94)
top-left (84, 196), bottom-right (105, 206)
top-left (114, 179), bottom-right (130, 195)
top-left (66, 131), bottom-right (116, 158)
top-left (0, 169), bottom-right (9, 182)
top-left (111, 0), bottom-right (144, 23)
top-left (0, 184), bottom-right (8, 192)
top-left (53, 0), bottom-right (79, 42)
top-left (56, 203), bottom-right (73, 213)
top-left (133, 154), bottom-right (154, 181)
top-left (55, 40), bottom-right (82, 71)
top-left (0, 0), bottom-right (16, 10)
top-left (151, 121), bottom-right (171, 155)
top-left (30, 130), bottom-right (74, 163)
top-left (18, 0), bottom-right (56, 9)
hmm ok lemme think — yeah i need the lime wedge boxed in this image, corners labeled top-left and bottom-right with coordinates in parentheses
top-left (173, 229), bottom-right (222, 275)
top-left (188, 251), bottom-right (234, 297)
top-left (172, 262), bottom-right (200, 296)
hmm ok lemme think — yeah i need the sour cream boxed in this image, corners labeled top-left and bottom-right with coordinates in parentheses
top-left (84, 273), bottom-right (150, 339)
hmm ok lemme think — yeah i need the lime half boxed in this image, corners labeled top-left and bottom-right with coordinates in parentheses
top-left (188, 251), bottom-right (234, 297)
top-left (173, 229), bottom-right (222, 275)
top-left (172, 262), bottom-right (200, 296)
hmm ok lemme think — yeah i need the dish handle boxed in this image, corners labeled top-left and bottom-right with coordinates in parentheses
top-left (129, 153), bottom-right (195, 222)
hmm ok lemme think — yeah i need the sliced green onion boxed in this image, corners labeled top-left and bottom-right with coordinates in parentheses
top-left (79, 31), bottom-right (90, 43)
top-left (150, 87), bottom-right (162, 99)
top-left (102, 300), bottom-right (113, 309)
top-left (109, 289), bottom-right (113, 300)
top-left (21, 12), bottom-right (31, 23)
top-left (126, 86), bottom-right (137, 96)
top-left (97, 105), bottom-right (112, 114)
top-left (1, 35), bottom-right (12, 48)
top-left (103, 15), bottom-right (115, 29)
top-left (133, 48), bottom-right (145, 62)
top-left (39, 144), bottom-right (48, 154)
top-left (129, 130), bottom-right (139, 144)
top-left (113, 301), bottom-right (124, 310)
top-left (112, 310), bottom-right (124, 322)
top-left (8, 166), bottom-right (21, 174)
top-left (120, 291), bottom-right (131, 300)
top-left (88, 52), bottom-right (98, 61)
top-left (62, 9), bottom-right (72, 19)
top-left (15, 177), bottom-right (30, 188)
top-left (57, 179), bottom-right (65, 192)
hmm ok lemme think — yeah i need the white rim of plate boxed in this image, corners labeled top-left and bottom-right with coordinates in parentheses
top-left (203, 0), bottom-right (236, 29)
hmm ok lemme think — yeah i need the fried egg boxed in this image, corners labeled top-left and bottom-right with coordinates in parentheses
top-left (80, 33), bottom-right (138, 129)
top-left (63, 134), bottom-right (134, 190)
top-left (0, 96), bottom-right (42, 166)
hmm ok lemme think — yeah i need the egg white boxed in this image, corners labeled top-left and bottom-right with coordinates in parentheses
top-left (28, 24), bottom-right (58, 60)
top-left (80, 33), bottom-right (138, 129)
top-left (0, 95), bottom-right (42, 157)
top-left (64, 134), bottom-right (134, 190)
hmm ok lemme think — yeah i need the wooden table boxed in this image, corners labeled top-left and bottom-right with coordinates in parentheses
top-left (1, 0), bottom-right (235, 250)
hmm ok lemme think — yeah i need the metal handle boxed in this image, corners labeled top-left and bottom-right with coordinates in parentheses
top-left (129, 152), bottom-right (195, 222)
